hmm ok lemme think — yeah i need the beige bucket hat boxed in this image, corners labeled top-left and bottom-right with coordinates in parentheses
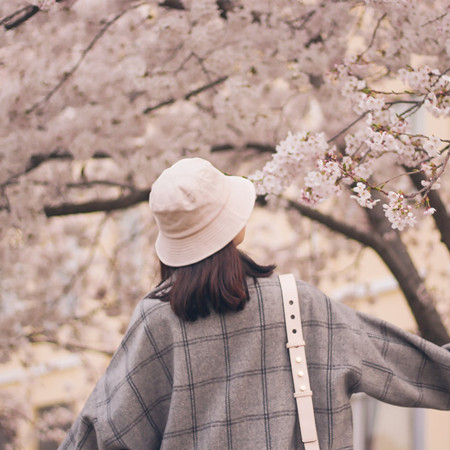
top-left (149, 158), bottom-right (255, 267)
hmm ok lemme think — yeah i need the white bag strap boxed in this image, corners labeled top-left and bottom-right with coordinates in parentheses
top-left (279, 274), bottom-right (320, 450)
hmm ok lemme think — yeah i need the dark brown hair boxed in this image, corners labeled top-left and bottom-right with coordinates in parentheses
top-left (150, 242), bottom-right (275, 321)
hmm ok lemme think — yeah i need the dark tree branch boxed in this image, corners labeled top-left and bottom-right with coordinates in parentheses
top-left (285, 10), bottom-right (316, 31)
top-left (216, 0), bottom-right (236, 19)
top-left (286, 200), bottom-right (379, 249)
top-left (143, 76), bottom-right (228, 114)
top-left (66, 180), bottom-right (135, 190)
top-left (1, 149), bottom-right (72, 188)
top-left (158, 0), bottom-right (237, 19)
top-left (40, 140), bottom-right (274, 217)
top-left (1, 5), bottom-right (39, 30)
top-left (142, 99), bottom-right (176, 114)
top-left (158, 0), bottom-right (186, 10)
top-left (0, 0), bottom-right (70, 31)
top-left (44, 189), bottom-right (150, 217)
top-left (211, 142), bottom-right (275, 153)
top-left (2, 150), bottom-right (110, 187)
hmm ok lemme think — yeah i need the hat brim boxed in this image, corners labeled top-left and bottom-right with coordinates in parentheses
top-left (155, 176), bottom-right (255, 267)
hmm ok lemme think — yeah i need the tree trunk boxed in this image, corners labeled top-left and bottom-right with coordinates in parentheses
top-left (364, 193), bottom-right (449, 345)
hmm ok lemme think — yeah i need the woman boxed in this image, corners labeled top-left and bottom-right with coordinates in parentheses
top-left (61, 158), bottom-right (450, 449)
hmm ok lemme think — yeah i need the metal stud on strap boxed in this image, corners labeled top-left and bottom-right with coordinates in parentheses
top-left (279, 274), bottom-right (320, 450)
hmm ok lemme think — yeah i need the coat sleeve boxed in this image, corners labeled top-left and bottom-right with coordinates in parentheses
top-left (348, 304), bottom-right (450, 409)
top-left (59, 299), bottom-right (172, 449)
top-left (58, 385), bottom-right (102, 449)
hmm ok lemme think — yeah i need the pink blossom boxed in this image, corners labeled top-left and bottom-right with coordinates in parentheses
top-left (382, 192), bottom-right (417, 230)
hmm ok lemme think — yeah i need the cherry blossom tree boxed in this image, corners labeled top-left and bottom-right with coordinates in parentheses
top-left (1, 0), bottom-right (449, 375)
top-left (1, 0), bottom-right (449, 443)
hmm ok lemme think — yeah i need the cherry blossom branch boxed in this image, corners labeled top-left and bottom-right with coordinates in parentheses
top-left (359, 12), bottom-right (387, 57)
top-left (408, 169), bottom-right (450, 253)
top-left (372, 169), bottom-right (421, 192)
top-left (399, 99), bottom-right (425, 118)
top-left (364, 192), bottom-right (450, 345)
top-left (338, 144), bottom-right (448, 201)
top-left (415, 145), bottom-right (450, 199)
top-left (421, 10), bottom-right (448, 27)
top-left (0, 0), bottom-right (71, 30)
top-left (358, 144), bottom-right (449, 200)
top-left (284, 9), bottom-right (316, 32)
top-left (26, 3), bottom-right (145, 114)
top-left (385, 99), bottom-right (420, 105)
top-left (327, 111), bottom-right (370, 144)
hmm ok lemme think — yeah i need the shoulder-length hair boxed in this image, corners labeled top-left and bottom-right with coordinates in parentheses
top-left (150, 242), bottom-right (275, 321)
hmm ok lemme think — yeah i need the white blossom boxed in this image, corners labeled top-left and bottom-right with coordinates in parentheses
top-left (421, 179), bottom-right (441, 190)
top-left (422, 135), bottom-right (442, 157)
top-left (350, 182), bottom-right (380, 209)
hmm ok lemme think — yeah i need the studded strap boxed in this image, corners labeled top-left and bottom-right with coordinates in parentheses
top-left (279, 274), bottom-right (320, 450)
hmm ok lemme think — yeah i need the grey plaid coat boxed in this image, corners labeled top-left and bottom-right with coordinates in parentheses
top-left (60, 275), bottom-right (450, 449)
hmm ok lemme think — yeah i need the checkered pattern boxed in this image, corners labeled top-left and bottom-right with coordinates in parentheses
top-left (60, 275), bottom-right (450, 449)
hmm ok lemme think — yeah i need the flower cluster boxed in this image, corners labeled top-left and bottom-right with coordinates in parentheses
top-left (422, 135), bottom-right (441, 158)
top-left (252, 123), bottom-right (444, 229)
top-left (382, 191), bottom-right (417, 230)
top-left (250, 132), bottom-right (343, 206)
top-left (399, 66), bottom-right (450, 117)
top-left (350, 182), bottom-right (380, 209)
top-left (330, 61), bottom-right (386, 116)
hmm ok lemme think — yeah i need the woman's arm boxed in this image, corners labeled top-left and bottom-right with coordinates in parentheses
top-left (349, 305), bottom-right (450, 409)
